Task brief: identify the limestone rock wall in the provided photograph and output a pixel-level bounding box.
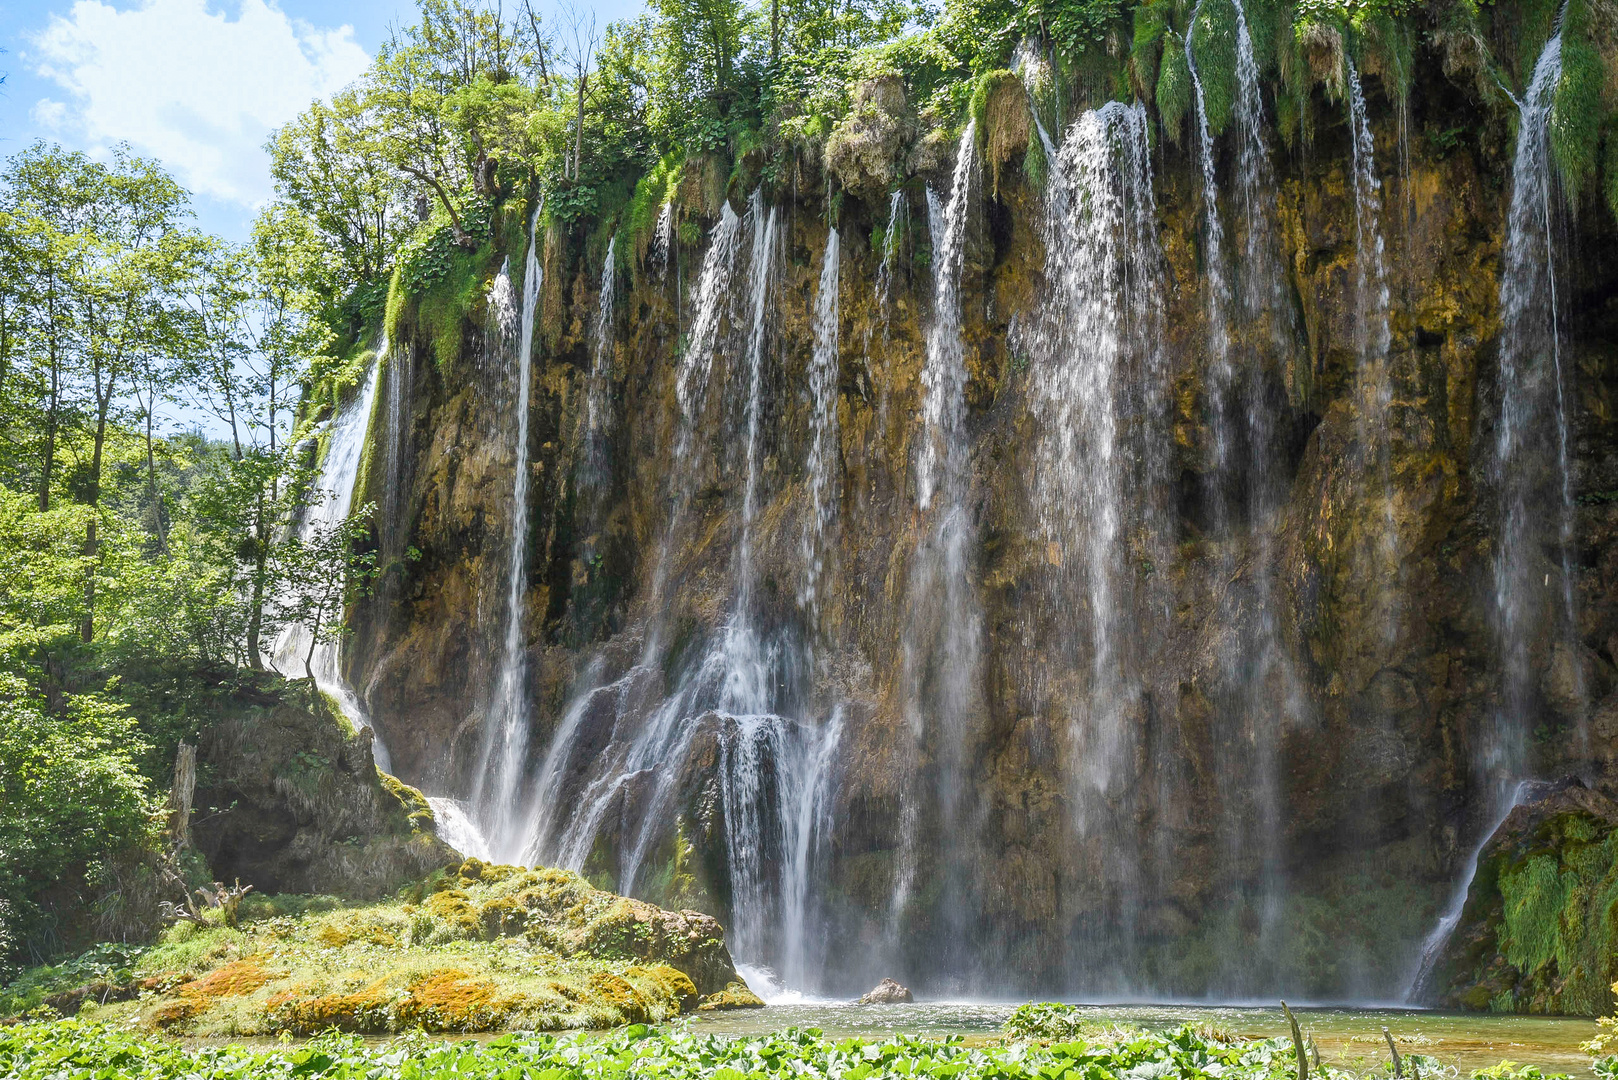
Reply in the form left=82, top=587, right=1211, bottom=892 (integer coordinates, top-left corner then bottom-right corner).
left=344, top=56, right=1618, bottom=1002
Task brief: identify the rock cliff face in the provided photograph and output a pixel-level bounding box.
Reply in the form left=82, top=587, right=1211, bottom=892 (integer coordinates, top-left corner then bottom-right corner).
left=341, top=49, right=1618, bottom=1004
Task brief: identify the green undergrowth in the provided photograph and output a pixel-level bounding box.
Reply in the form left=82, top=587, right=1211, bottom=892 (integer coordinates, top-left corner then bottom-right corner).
left=0, top=861, right=759, bottom=1035
left=1490, top=817, right=1618, bottom=1015
left=0, top=1015, right=1485, bottom=1080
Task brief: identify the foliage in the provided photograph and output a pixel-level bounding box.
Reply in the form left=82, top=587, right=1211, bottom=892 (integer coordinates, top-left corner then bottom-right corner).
left=0, top=674, right=156, bottom=961
left=1550, top=0, right=1610, bottom=205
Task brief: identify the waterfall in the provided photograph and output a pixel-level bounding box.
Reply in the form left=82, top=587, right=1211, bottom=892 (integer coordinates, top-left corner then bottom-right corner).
left=580, top=236, right=617, bottom=503
left=471, top=204, right=543, bottom=860
left=722, top=709, right=844, bottom=988
left=651, top=200, right=675, bottom=280
left=894, top=124, right=986, bottom=964
left=718, top=189, right=781, bottom=714
left=873, top=191, right=905, bottom=337
left=270, top=353, right=391, bottom=774
left=513, top=194, right=841, bottom=994
left=1492, top=12, right=1583, bottom=779
left=1024, top=102, right=1168, bottom=981
left=1184, top=0, right=1233, bottom=392
left=1346, top=57, right=1401, bottom=656
left=1405, top=780, right=1531, bottom=999
left=800, top=227, right=840, bottom=627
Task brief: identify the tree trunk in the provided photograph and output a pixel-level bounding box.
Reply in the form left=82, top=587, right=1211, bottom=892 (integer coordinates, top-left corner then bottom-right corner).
left=166, top=743, right=197, bottom=849
left=573, top=73, right=588, bottom=180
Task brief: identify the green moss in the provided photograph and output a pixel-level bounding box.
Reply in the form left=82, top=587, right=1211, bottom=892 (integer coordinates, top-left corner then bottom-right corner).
left=381, top=772, right=435, bottom=834
left=1190, top=0, right=1239, bottom=136
left=1488, top=815, right=1618, bottom=1015
left=623, top=151, right=684, bottom=268
left=1551, top=0, right=1607, bottom=204
left=1131, top=1, right=1169, bottom=102
left=1157, top=31, right=1192, bottom=144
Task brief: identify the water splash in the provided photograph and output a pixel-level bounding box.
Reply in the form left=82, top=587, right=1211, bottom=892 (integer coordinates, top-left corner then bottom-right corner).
left=270, top=353, right=391, bottom=774
left=471, top=204, right=543, bottom=860
left=801, top=227, right=841, bottom=628
left=428, top=797, right=492, bottom=862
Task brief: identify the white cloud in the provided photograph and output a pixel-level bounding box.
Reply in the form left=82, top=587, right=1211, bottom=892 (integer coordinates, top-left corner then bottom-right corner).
left=30, top=0, right=371, bottom=206
left=31, top=99, right=70, bottom=130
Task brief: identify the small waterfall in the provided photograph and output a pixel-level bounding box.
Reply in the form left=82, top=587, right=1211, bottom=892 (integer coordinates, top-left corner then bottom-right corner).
left=580, top=236, right=617, bottom=503
left=894, top=124, right=986, bottom=963
left=1025, top=102, right=1168, bottom=981
left=1184, top=0, right=1233, bottom=388
left=1492, top=12, right=1583, bottom=777
left=1346, top=57, right=1401, bottom=648
left=873, top=191, right=906, bottom=337
left=718, top=189, right=781, bottom=714
left=723, top=710, right=844, bottom=987
left=800, top=227, right=840, bottom=627
left=270, top=354, right=391, bottom=774
left=380, top=343, right=414, bottom=573
left=471, top=205, right=543, bottom=860
left=427, top=797, right=492, bottom=861
left=651, top=200, right=675, bottom=280
left=1405, top=780, right=1531, bottom=999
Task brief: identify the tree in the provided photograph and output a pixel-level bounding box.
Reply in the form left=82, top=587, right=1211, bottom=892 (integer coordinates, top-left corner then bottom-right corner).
left=0, top=673, right=154, bottom=962
left=276, top=501, right=379, bottom=684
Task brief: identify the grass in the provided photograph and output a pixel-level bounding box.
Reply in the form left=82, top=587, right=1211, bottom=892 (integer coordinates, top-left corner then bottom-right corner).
left=1, top=861, right=761, bottom=1036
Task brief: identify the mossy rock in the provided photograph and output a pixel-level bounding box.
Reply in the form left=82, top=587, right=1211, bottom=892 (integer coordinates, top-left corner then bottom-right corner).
left=696, top=981, right=765, bottom=1011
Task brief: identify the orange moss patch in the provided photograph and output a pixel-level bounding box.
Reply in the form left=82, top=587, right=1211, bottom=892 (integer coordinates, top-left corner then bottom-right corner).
left=148, top=997, right=203, bottom=1029
left=401, top=969, right=510, bottom=1031
left=181, top=956, right=277, bottom=999
left=588, top=972, right=650, bottom=1022
left=263, top=979, right=394, bottom=1034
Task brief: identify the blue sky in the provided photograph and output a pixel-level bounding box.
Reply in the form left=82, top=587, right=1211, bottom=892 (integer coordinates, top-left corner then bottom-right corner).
left=0, top=0, right=648, bottom=243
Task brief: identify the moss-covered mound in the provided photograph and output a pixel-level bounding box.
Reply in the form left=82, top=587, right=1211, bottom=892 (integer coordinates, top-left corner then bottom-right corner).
left=1428, top=780, right=1618, bottom=1016
left=2, top=862, right=761, bottom=1035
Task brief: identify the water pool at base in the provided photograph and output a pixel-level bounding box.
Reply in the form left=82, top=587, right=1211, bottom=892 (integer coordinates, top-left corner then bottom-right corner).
left=685, top=1003, right=1602, bottom=1077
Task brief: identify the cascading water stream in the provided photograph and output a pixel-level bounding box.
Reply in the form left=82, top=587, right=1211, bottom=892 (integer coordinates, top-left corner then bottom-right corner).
left=470, top=205, right=543, bottom=861
left=1347, top=57, right=1399, bottom=635
left=801, top=227, right=840, bottom=628
left=1024, top=102, right=1168, bottom=982
left=512, top=194, right=842, bottom=992
left=270, top=353, right=391, bottom=774
left=1492, top=11, right=1583, bottom=775
left=1407, top=14, right=1579, bottom=1001
left=580, top=235, right=617, bottom=503
left=893, top=125, right=986, bottom=964
left=1184, top=0, right=1233, bottom=390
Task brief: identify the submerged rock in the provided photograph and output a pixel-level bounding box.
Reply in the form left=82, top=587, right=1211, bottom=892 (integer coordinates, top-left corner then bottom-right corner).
left=858, top=978, right=913, bottom=1004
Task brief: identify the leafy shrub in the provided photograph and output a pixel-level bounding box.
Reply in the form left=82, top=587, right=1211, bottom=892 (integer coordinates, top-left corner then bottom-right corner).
left=0, top=676, right=156, bottom=963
